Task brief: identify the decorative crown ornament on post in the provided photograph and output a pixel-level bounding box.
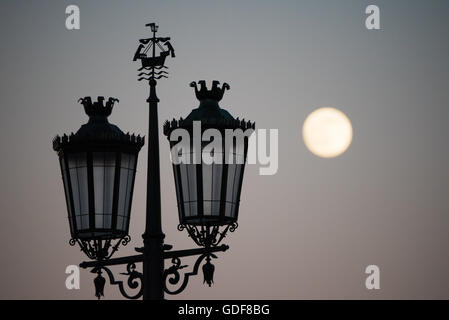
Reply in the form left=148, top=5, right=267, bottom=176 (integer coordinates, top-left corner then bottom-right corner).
left=133, top=22, right=175, bottom=82
left=53, top=23, right=254, bottom=300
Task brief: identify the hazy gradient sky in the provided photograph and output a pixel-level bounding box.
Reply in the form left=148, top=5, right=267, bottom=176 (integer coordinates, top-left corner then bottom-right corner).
left=0, top=0, right=448, bottom=299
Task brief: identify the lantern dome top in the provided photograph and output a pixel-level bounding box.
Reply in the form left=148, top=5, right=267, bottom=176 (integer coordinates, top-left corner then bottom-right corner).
left=186, top=80, right=233, bottom=122
left=53, top=96, right=144, bottom=152
left=163, top=81, right=255, bottom=136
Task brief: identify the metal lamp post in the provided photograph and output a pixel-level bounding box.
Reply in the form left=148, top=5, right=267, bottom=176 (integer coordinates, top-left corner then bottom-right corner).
left=53, top=23, right=254, bottom=300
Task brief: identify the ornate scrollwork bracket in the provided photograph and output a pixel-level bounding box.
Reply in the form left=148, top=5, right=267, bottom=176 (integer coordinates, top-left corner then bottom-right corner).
left=79, top=243, right=229, bottom=299
left=70, top=235, right=131, bottom=261
left=163, top=252, right=218, bottom=295
left=178, top=222, right=238, bottom=248
left=91, top=262, right=143, bottom=300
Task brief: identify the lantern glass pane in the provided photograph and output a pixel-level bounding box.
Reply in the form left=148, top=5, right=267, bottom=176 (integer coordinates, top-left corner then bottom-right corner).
left=117, top=216, right=124, bottom=231
left=180, top=163, right=190, bottom=217
left=124, top=169, right=133, bottom=217
left=104, top=214, right=112, bottom=229
left=231, top=164, right=243, bottom=217
left=211, top=163, right=223, bottom=216
left=128, top=154, right=136, bottom=170
left=93, top=158, right=104, bottom=215
left=187, top=165, right=197, bottom=201
left=225, top=202, right=233, bottom=218
left=95, top=214, right=103, bottom=228
left=81, top=214, right=89, bottom=229
left=232, top=165, right=242, bottom=201
left=117, top=167, right=128, bottom=216
left=93, top=152, right=117, bottom=229
left=226, top=163, right=237, bottom=204
left=183, top=203, right=190, bottom=217
left=69, top=168, right=80, bottom=215
left=68, top=153, right=89, bottom=230
left=77, top=167, right=89, bottom=215
left=188, top=165, right=197, bottom=215
left=202, top=163, right=212, bottom=216
left=225, top=148, right=240, bottom=218
left=60, top=157, right=74, bottom=233
left=204, top=201, right=211, bottom=216
left=173, top=165, right=183, bottom=220
left=190, top=201, right=198, bottom=216
left=117, top=153, right=136, bottom=231
left=104, top=165, right=115, bottom=214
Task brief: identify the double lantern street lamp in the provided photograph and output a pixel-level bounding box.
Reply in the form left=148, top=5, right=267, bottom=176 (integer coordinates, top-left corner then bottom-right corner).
left=52, top=23, right=255, bottom=299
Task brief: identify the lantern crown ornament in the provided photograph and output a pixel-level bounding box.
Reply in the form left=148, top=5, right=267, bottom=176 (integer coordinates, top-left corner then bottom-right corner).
left=53, top=97, right=144, bottom=261
left=164, top=81, right=255, bottom=132
left=190, top=80, right=229, bottom=102
left=163, top=81, right=255, bottom=249
left=79, top=96, right=117, bottom=117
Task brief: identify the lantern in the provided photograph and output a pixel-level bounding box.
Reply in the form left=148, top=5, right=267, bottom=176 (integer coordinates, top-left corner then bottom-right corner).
left=163, top=81, right=255, bottom=248
left=53, top=97, right=144, bottom=260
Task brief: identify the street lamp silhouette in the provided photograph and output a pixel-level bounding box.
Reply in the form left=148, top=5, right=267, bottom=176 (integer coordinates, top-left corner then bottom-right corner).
left=52, top=23, right=254, bottom=300
left=53, top=97, right=144, bottom=261
left=164, top=81, right=254, bottom=249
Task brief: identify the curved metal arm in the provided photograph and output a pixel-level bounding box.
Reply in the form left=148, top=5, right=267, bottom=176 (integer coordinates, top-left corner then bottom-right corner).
left=163, top=253, right=217, bottom=295
left=94, top=263, right=143, bottom=300
left=80, top=244, right=229, bottom=299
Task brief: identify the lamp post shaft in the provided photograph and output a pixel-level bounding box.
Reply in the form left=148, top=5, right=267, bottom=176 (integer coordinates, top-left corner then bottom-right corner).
left=143, top=79, right=165, bottom=300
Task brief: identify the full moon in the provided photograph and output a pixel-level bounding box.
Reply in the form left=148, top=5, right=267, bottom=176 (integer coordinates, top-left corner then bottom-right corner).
left=302, top=107, right=353, bottom=158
